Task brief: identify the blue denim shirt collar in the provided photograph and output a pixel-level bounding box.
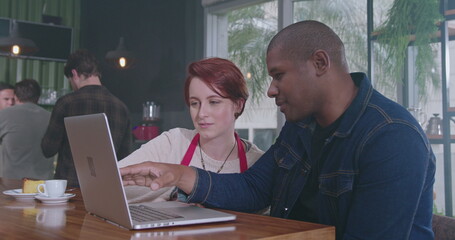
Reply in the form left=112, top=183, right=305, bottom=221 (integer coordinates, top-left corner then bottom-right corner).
left=295, top=72, right=371, bottom=139
left=336, top=72, right=373, bottom=137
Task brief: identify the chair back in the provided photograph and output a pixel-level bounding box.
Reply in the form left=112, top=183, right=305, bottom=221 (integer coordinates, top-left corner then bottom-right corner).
left=432, top=214, right=455, bottom=240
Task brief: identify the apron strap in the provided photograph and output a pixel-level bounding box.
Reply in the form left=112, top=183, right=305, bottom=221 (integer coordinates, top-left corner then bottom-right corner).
left=235, top=132, right=248, bottom=173
left=180, top=133, right=200, bottom=166
left=180, top=132, right=248, bottom=173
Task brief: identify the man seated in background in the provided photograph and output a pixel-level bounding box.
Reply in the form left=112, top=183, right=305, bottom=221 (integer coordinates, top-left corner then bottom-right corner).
left=0, top=82, right=15, bottom=110
left=0, top=79, right=54, bottom=179
left=0, top=82, right=16, bottom=177
left=41, top=49, right=132, bottom=187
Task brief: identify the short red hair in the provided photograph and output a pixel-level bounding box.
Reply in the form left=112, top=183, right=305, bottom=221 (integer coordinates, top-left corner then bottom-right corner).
left=184, top=57, right=249, bottom=118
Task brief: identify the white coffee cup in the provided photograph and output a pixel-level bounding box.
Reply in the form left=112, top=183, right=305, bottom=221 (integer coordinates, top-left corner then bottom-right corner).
left=37, top=180, right=67, bottom=198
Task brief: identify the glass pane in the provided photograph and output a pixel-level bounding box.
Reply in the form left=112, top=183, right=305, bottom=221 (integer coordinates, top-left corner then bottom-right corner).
left=292, top=0, right=452, bottom=216
left=293, top=0, right=368, bottom=74
left=227, top=1, right=278, bottom=101
left=291, top=0, right=399, bottom=101
left=432, top=143, right=445, bottom=215
left=210, top=0, right=278, bottom=150
left=429, top=19, right=455, bottom=216
left=372, top=0, right=398, bottom=101
left=253, top=129, right=276, bottom=151
left=236, top=128, right=249, bottom=140
left=428, top=43, right=447, bottom=213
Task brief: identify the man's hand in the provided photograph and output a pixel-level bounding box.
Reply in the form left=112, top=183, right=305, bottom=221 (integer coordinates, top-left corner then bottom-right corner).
left=120, top=162, right=196, bottom=194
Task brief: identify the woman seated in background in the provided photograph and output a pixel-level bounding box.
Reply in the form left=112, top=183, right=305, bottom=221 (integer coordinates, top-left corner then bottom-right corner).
left=118, top=57, right=264, bottom=203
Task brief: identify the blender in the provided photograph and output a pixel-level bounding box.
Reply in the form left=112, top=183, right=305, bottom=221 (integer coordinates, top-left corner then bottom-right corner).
left=132, top=101, right=161, bottom=140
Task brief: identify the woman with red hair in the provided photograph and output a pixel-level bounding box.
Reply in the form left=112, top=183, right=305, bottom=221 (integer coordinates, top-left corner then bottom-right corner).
left=119, top=57, right=263, bottom=203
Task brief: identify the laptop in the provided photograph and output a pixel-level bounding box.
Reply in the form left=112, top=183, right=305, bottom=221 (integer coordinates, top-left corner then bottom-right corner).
left=64, top=113, right=236, bottom=230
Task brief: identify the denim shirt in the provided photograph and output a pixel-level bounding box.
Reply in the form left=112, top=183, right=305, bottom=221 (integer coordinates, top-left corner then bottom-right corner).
left=186, top=73, right=436, bottom=240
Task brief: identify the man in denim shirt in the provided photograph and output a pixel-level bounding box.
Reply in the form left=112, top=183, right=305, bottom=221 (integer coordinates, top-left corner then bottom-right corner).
left=121, top=20, right=435, bottom=239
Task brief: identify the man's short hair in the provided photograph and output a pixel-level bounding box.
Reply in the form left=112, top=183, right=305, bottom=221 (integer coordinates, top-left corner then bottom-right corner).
left=267, top=20, right=347, bottom=69
left=0, top=82, right=14, bottom=91
left=14, top=79, right=41, bottom=103
left=64, top=49, right=101, bottom=79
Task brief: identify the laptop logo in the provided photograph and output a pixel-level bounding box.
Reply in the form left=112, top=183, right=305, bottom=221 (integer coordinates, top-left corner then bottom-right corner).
left=87, top=156, right=96, bottom=177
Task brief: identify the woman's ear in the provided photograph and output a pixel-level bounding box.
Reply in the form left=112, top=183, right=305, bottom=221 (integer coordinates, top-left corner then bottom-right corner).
left=234, top=99, right=245, bottom=118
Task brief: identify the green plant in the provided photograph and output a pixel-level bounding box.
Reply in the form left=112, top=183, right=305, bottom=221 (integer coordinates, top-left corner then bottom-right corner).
left=374, top=0, right=443, bottom=100
left=227, top=4, right=277, bottom=103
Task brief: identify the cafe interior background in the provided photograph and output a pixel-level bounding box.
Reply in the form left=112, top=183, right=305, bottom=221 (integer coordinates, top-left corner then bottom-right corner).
left=0, top=0, right=454, bottom=218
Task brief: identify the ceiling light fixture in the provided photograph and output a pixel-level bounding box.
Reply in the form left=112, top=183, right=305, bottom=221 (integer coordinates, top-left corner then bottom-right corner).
left=0, top=19, right=38, bottom=56
left=105, top=37, right=135, bottom=69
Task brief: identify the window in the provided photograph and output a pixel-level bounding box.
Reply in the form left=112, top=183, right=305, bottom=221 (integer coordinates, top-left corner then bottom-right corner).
left=293, top=0, right=368, bottom=74
left=205, top=0, right=453, bottom=216
left=205, top=0, right=278, bottom=150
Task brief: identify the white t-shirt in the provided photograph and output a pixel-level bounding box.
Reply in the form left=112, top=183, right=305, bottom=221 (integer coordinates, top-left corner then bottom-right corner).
left=118, top=128, right=264, bottom=203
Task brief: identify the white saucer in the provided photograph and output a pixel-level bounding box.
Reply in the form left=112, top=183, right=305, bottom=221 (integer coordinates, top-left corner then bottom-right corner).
left=2, top=189, right=37, bottom=201
left=35, top=193, right=76, bottom=205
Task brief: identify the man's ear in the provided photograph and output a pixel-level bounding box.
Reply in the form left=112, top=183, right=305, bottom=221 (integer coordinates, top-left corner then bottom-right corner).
left=71, top=69, right=78, bottom=78
left=311, top=50, right=330, bottom=76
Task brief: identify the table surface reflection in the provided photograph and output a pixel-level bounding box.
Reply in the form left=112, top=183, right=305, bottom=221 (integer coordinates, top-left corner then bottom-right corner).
left=0, top=178, right=335, bottom=240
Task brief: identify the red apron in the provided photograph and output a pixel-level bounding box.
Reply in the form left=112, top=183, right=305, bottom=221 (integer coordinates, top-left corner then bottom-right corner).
left=180, top=132, right=247, bottom=173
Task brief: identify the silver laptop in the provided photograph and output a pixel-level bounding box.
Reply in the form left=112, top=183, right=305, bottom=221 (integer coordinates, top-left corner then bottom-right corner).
left=64, top=113, right=236, bottom=230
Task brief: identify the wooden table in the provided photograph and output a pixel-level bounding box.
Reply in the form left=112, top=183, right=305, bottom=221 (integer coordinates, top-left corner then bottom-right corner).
left=0, top=178, right=335, bottom=240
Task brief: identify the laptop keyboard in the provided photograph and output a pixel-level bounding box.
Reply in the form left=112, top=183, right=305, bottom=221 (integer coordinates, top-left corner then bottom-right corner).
left=130, top=205, right=183, bottom=222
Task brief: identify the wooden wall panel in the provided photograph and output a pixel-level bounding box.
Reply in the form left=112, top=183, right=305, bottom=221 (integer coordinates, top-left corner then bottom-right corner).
left=0, top=0, right=79, bottom=94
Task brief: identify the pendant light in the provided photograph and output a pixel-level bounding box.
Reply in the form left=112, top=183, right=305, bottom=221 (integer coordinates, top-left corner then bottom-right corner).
left=105, top=37, right=135, bottom=69
left=0, top=19, right=38, bottom=56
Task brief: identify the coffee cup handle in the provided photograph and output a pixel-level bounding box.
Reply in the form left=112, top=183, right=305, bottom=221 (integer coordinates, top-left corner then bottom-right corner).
left=37, top=184, right=46, bottom=195
left=36, top=211, right=44, bottom=223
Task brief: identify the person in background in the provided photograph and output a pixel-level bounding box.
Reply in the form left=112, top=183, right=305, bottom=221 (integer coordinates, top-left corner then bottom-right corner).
left=120, top=20, right=435, bottom=239
left=0, top=82, right=15, bottom=110
left=0, top=82, right=16, bottom=177
left=0, top=79, right=53, bottom=179
left=118, top=57, right=264, bottom=203
left=41, top=49, right=132, bottom=187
